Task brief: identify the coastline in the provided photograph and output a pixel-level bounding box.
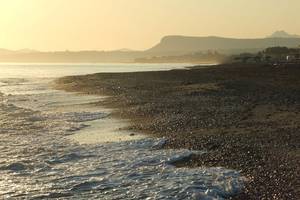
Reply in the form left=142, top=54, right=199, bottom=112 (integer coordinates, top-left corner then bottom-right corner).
left=55, top=63, right=300, bottom=199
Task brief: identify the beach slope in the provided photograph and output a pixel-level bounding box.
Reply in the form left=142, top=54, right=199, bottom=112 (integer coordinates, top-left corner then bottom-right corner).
left=56, top=64, right=300, bottom=199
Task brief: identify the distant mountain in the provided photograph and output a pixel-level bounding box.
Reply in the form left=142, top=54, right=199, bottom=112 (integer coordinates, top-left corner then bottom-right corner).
left=16, top=49, right=39, bottom=53
left=147, top=35, right=300, bottom=55
left=114, top=48, right=136, bottom=52
left=0, top=48, right=39, bottom=55
left=0, top=48, right=14, bottom=55
left=268, top=31, right=300, bottom=38
left=0, top=50, right=148, bottom=63
left=2, top=32, right=300, bottom=63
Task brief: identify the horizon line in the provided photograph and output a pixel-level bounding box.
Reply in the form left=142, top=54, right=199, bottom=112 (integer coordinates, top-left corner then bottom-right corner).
left=2, top=33, right=300, bottom=52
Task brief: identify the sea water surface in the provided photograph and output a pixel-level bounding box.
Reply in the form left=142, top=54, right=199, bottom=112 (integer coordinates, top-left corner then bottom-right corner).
left=0, top=63, right=244, bottom=199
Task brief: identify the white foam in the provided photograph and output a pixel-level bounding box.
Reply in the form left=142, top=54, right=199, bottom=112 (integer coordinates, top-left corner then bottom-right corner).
left=0, top=77, right=245, bottom=199
left=68, top=117, right=147, bottom=144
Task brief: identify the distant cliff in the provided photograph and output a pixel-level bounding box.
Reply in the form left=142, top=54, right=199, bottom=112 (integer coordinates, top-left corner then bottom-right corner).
left=147, top=35, right=300, bottom=55
left=1, top=33, right=300, bottom=63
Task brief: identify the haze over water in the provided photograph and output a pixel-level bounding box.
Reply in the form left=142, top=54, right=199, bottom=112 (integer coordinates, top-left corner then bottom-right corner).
left=0, top=63, right=189, bottom=78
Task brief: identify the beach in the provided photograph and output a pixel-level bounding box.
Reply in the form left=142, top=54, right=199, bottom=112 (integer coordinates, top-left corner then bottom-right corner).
left=1, top=63, right=247, bottom=199
left=56, top=63, right=300, bottom=199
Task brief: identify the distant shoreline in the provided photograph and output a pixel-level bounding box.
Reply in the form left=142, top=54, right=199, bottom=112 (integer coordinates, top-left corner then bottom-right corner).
left=55, top=63, right=300, bottom=199
left=1, top=33, right=300, bottom=64
left=0, top=61, right=214, bottom=65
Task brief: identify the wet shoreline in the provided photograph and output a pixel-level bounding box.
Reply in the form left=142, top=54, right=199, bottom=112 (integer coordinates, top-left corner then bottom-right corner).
left=56, top=63, right=300, bottom=199
left=0, top=78, right=244, bottom=199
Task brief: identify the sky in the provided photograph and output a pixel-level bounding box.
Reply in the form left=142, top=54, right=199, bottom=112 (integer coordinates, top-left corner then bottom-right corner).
left=0, top=0, right=299, bottom=51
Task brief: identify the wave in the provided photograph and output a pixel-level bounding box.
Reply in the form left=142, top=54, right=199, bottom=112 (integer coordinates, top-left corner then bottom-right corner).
left=0, top=78, right=245, bottom=199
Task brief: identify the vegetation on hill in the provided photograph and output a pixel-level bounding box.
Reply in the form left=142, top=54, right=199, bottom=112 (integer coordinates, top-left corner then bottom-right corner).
left=233, top=46, right=300, bottom=64
left=135, top=51, right=228, bottom=64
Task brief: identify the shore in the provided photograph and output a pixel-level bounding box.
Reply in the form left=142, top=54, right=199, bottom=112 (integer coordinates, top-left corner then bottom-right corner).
left=55, top=63, right=300, bottom=199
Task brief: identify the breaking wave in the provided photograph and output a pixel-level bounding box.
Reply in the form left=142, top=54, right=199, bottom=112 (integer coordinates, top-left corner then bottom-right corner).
left=0, top=78, right=245, bottom=199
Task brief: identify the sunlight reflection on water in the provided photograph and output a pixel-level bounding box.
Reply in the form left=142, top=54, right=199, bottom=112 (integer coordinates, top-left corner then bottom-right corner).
left=0, top=63, right=190, bottom=78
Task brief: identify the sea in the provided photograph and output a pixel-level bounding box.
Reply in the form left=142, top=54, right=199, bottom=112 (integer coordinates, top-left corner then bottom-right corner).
left=0, top=63, right=244, bottom=199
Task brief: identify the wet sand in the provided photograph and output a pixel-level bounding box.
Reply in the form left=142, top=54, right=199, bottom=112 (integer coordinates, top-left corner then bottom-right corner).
left=56, top=63, right=300, bottom=199
left=68, top=116, right=147, bottom=144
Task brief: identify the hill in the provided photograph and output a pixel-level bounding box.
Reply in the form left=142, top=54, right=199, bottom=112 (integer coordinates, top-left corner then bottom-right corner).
left=1, top=32, right=300, bottom=63
left=147, top=35, right=300, bottom=55
left=268, top=30, right=300, bottom=38
left=0, top=50, right=146, bottom=63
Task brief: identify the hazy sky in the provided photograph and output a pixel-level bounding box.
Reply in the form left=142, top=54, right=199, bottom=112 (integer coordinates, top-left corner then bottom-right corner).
left=0, top=0, right=299, bottom=51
